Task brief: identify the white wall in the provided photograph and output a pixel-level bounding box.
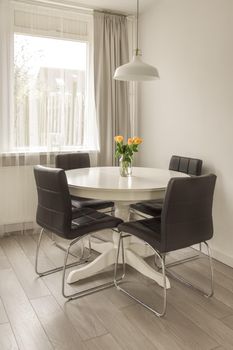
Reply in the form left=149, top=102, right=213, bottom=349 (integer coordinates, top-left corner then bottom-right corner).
left=139, top=0, right=233, bottom=266
left=0, top=166, right=38, bottom=235
left=0, top=153, right=98, bottom=236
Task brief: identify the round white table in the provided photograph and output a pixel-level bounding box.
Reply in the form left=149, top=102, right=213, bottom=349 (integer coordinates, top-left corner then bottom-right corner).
left=66, top=167, right=187, bottom=289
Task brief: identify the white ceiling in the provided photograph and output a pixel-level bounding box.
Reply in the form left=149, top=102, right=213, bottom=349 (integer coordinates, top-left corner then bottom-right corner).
left=56, top=0, right=155, bottom=15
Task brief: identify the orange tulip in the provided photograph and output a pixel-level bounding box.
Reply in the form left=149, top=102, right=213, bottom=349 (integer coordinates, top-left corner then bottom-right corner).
left=133, top=137, right=143, bottom=145
left=114, top=135, right=124, bottom=143
left=128, top=138, right=133, bottom=145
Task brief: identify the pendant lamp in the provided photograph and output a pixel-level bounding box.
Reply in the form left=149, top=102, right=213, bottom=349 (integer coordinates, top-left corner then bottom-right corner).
left=114, top=0, right=159, bottom=81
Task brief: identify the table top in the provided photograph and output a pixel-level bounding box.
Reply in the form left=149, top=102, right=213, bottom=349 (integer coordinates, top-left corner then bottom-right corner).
left=66, top=166, right=188, bottom=202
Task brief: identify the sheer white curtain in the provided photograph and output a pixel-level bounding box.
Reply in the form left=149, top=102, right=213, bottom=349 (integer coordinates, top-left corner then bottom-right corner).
left=93, top=11, right=131, bottom=166
left=0, top=1, right=97, bottom=158
left=0, top=0, right=96, bottom=236
left=0, top=0, right=14, bottom=155
left=13, top=4, right=97, bottom=154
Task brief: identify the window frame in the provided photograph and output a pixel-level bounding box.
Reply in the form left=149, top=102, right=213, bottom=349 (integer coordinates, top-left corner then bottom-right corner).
left=11, top=3, right=97, bottom=154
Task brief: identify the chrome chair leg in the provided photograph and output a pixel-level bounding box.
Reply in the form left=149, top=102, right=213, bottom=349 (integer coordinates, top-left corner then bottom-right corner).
left=114, top=232, right=167, bottom=317
left=36, top=228, right=124, bottom=300
left=52, top=235, right=86, bottom=259
left=35, top=228, right=89, bottom=277
left=204, top=241, right=214, bottom=297
left=166, top=241, right=214, bottom=298
left=153, top=244, right=202, bottom=270
left=87, top=236, right=92, bottom=257
left=62, top=230, right=125, bottom=300
left=114, top=232, right=126, bottom=284
left=164, top=250, right=201, bottom=269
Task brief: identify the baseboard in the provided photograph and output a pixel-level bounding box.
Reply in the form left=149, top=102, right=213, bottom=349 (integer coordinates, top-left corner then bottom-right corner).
left=190, top=244, right=233, bottom=269
left=0, top=222, right=39, bottom=237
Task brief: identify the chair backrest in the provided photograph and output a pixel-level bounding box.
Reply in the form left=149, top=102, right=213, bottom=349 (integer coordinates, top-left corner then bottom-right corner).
left=34, top=165, right=72, bottom=238
left=169, top=155, right=202, bottom=176
left=55, top=153, right=90, bottom=171
left=160, top=174, right=216, bottom=253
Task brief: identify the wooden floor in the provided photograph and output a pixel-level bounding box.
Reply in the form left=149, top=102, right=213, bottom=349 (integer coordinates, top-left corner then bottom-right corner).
left=0, top=232, right=233, bottom=350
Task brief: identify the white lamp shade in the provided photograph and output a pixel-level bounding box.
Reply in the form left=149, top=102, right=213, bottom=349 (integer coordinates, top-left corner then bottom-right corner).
left=114, top=55, right=159, bottom=81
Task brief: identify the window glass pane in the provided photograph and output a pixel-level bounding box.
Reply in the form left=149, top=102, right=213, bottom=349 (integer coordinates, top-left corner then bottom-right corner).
left=14, top=34, right=89, bottom=151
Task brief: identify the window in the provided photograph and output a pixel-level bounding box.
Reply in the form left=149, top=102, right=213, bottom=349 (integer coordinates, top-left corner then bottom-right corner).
left=10, top=4, right=97, bottom=153
left=14, top=34, right=89, bottom=151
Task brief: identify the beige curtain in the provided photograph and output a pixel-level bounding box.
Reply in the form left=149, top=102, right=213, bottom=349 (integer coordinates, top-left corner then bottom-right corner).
left=94, top=11, right=130, bottom=166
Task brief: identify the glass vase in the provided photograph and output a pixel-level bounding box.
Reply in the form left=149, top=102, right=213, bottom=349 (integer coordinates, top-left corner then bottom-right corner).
left=119, top=157, right=132, bottom=177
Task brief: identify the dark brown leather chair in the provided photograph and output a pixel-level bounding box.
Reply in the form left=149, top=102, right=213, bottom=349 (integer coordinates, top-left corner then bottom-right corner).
left=114, top=174, right=216, bottom=316
left=55, top=153, right=114, bottom=212
left=34, top=165, right=123, bottom=300
left=130, top=155, right=203, bottom=218
left=55, top=152, right=90, bottom=170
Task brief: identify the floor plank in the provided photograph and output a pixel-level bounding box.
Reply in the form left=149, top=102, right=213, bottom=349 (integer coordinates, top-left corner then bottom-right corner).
left=0, top=323, right=19, bottom=350
left=166, top=275, right=232, bottom=320
left=41, top=269, right=116, bottom=342
left=147, top=253, right=233, bottom=320
left=79, top=292, right=158, bottom=350
left=35, top=264, right=108, bottom=341
left=63, top=298, right=108, bottom=341
left=122, top=289, right=217, bottom=350
left=169, top=260, right=233, bottom=311
left=32, top=233, right=77, bottom=268
left=0, top=244, right=11, bottom=270
left=0, top=298, right=8, bottom=324
left=0, top=268, right=53, bottom=350
left=15, top=234, right=56, bottom=272
left=85, top=333, right=123, bottom=350
left=221, top=315, right=233, bottom=331
left=1, top=234, right=233, bottom=350
left=31, top=295, right=87, bottom=350
left=164, top=281, right=233, bottom=349
left=192, top=257, right=233, bottom=294
left=31, top=236, right=122, bottom=342
left=0, top=237, right=50, bottom=300
left=103, top=285, right=136, bottom=309
left=208, top=258, right=233, bottom=282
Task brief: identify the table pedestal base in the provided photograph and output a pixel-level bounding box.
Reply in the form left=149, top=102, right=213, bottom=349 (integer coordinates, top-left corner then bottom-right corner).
left=67, top=234, right=170, bottom=288
left=67, top=201, right=170, bottom=289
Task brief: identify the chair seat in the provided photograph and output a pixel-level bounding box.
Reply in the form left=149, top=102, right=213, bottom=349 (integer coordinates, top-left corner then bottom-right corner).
left=71, top=195, right=114, bottom=211
left=131, top=199, right=163, bottom=217
left=118, top=218, right=162, bottom=251
left=68, top=207, right=122, bottom=239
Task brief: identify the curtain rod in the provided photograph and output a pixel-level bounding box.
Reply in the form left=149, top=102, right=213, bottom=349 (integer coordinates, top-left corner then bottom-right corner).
left=94, top=10, right=128, bottom=17
left=13, top=0, right=133, bottom=17
left=13, top=0, right=93, bottom=14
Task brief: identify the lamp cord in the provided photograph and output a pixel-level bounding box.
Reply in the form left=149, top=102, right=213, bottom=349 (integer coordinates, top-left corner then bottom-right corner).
left=136, top=0, right=139, bottom=55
